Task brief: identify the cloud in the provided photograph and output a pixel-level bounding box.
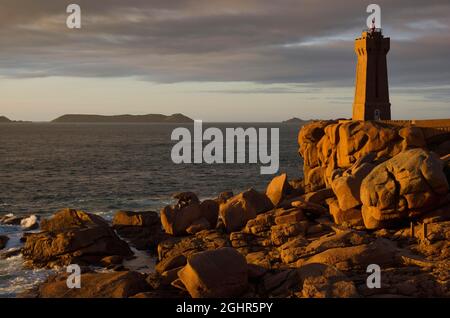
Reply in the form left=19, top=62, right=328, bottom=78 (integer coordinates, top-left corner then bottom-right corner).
left=199, top=83, right=322, bottom=94
left=392, top=85, right=450, bottom=102
left=0, top=0, right=449, bottom=103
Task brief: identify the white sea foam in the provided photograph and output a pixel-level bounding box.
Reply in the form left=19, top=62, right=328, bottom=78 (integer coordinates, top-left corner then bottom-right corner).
left=93, top=210, right=115, bottom=222
left=0, top=224, right=53, bottom=297
left=0, top=254, right=53, bottom=298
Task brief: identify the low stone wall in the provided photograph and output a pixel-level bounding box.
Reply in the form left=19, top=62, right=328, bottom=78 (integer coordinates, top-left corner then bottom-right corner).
left=382, top=119, right=450, bottom=143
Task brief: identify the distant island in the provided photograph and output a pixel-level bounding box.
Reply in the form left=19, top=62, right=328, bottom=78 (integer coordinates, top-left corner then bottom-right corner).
left=0, top=116, right=31, bottom=123
left=1, top=114, right=316, bottom=124
left=51, top=113, right=193, bottom=123
left=282, top=117, right=310, bottom=124
left=0, top=116, right=11, bottom=123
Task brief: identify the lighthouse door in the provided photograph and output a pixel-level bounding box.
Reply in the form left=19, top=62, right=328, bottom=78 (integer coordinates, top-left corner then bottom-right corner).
left=374, top=109, right=381, bottom=120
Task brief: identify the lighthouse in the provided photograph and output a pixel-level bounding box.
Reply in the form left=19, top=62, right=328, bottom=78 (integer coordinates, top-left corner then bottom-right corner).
left=352, top=21, right=391, bottom=120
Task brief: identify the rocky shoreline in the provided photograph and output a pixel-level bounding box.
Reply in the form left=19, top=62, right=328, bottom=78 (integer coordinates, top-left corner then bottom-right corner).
left=1, top=120, right=450, bottom=298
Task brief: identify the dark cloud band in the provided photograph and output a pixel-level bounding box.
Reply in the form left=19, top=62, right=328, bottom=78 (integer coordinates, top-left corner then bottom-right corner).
left=0, top=0, right=449, bottom=100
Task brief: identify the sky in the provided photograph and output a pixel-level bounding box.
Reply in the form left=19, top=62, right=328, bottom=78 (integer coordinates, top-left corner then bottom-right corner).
left=0, top=0, right=449, bottom=122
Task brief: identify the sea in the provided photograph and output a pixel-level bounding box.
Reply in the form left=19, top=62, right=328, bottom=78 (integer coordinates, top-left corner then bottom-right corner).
left=0, top=122, right=304, bottom=297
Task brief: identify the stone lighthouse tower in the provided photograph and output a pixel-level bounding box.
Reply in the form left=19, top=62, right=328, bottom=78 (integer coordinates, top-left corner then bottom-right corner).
left=352, top=24, right=391, bottom=120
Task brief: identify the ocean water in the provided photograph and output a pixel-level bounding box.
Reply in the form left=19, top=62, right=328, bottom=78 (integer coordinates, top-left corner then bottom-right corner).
left=0, top=122, right=304, bottom=297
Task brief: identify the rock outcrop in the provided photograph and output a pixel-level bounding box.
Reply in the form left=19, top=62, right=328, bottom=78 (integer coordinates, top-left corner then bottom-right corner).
left=22, top=208, right=133, bottom=268
left=112, top=211, right=165, bottom=250
left=298, top=120, right=426, bottom=190
left=160, top=192, right=219, bottom=236
left=0, top=235, right=8, bottom=250
left=442, top=154, right=450, bottom=186
left=360, top=149, right=449, bottom=229
left=327, top=198, right=363, bottom=227
left=298, top=263, right=359, bottom=298
left=219, top=188, right=273, bottom=232
left=299, top=121, right=450, bottom=230
left=157, top=229, right=230, bottom=268
left=177, top=247, right=248, bottom=298
left=298, top=120, right=336, bottom=192
left=266, top=173, right=294, bottom=206
left=330, top=153, right=376, bottom=211
left=33, top=271, right=149, bottom=298
left=302, top=238, right=398, bottom=270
